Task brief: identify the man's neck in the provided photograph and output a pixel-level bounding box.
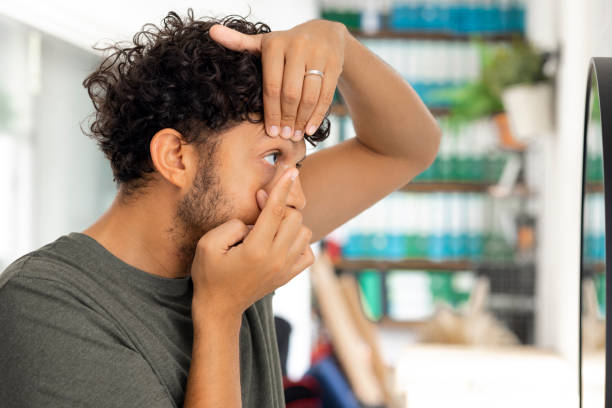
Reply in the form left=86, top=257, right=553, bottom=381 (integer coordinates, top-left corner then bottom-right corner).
left=82, top=191, right=191, bottom=279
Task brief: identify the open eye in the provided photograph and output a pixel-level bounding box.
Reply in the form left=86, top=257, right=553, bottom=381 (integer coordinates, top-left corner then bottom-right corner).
left=263, top=151, right=280, bottom=166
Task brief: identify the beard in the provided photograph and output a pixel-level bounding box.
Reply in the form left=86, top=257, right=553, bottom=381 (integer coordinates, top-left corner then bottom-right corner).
left=172, top=142, right=233, bottom=266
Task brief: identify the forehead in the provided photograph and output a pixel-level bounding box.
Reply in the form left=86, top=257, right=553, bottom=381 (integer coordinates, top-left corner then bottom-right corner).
left=222, top=120, right=306, bottom=157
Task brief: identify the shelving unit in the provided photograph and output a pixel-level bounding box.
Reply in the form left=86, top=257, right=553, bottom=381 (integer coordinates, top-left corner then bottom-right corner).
left=319, top=1, right=538, bottom=345
left=347, top=28, right=523, bottom=42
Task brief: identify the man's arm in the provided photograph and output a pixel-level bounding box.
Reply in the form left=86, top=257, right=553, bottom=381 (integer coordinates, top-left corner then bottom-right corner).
left=299, top=26, right=442, bottom=242
left=183, top=305, right=242, bottom=407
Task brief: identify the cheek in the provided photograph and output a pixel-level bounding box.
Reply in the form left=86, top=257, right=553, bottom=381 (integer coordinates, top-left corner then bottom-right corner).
left=226, top=169, right=271, bottom=225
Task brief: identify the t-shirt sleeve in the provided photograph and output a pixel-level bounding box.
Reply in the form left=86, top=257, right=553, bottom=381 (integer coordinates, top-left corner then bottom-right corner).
left=0, top=274, right=174, bottom=408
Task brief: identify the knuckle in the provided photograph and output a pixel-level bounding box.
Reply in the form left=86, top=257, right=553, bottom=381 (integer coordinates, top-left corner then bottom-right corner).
left=288, top=208, right=303, bottom=224
left=272, top=205, right=286, bottom=218
left=271, top=258, right=285, bottom=274
left=264, top=83, right=282, bottom=98
left=281, top=113, right=297, bottom=123
left=301, top=94, right=318, bottom=107
left=294, top=121, right=306, bottom=132
left=282, top=89, right=300, bottom=105
left=306, top=247, right=315, bottom=262
left=303, top=227, right=313, bottom=241
left=246, top=246, right=266, bottom=263
left=264, top=34, right=283, bottom=50
left=323, top=89, right=335, bottom=104
left=196, top=237, right=212, bottom=253
left=309, top=115, right=323, bottom=128
left=266, top=112, right=282, bottom=123
left=297, top=32, right=311, bottom=43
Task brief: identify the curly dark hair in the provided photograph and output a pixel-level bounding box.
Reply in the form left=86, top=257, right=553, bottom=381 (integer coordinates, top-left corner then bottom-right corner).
left=83, top=9, right=331, bottom=191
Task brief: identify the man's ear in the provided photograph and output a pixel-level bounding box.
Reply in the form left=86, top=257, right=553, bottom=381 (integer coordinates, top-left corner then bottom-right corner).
left=149, top=128, right=198, bottom=190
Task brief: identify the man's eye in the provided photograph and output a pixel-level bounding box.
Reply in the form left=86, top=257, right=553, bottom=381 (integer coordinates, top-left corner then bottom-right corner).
left=263, top=152, right=279, bottom=166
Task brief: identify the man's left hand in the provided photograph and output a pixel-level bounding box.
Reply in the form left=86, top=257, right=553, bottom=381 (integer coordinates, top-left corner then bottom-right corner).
left=209, top=19, right=347, bottom=141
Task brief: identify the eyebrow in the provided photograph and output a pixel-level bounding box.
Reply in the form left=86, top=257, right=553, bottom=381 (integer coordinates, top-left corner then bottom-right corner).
left=258, top=128, right=307, bottom=163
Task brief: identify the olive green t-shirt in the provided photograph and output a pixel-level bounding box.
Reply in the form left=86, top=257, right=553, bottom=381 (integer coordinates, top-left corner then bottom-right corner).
left=0, top=232, right=285, bottom=407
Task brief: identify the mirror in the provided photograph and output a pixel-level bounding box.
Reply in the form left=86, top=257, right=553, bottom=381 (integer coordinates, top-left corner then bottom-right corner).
left=580, top=57, right=611, bottom=408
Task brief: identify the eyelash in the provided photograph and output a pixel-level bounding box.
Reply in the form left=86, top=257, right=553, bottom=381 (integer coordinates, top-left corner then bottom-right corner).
left=264, top=151, right=303, bottom=168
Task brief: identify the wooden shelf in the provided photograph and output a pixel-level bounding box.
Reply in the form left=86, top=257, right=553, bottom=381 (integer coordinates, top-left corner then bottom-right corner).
left=401, top=182, right=491, bottom=193
left=330, top=103, right=449, bottom=117
left=584, top=262, right=605, bottom=273
left=399, top=182, right=535, bottom=196
left=375, top=317, right=429, bottom=329
left=334, top=258, right=474, bottom=271
left=585, top=183, right=604, bottom=193
left=348, top=28, right=523, bottom=42
left=333, top=257, right=534, bottom=272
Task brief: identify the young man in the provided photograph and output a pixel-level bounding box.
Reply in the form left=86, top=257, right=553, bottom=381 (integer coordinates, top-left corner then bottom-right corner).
left=0, top=9, right=440, bottom=408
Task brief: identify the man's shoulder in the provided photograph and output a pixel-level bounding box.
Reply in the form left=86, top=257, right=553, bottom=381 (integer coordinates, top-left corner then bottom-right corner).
left=0, top=234, right=88, bottom=294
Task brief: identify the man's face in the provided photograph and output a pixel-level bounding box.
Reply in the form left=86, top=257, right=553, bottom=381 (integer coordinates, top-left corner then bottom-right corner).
left=174, top=120, right=307, bottom=256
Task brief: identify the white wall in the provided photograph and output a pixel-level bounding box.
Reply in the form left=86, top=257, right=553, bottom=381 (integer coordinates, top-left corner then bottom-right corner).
left=32, top=31, right=115, bottom=247
left=534, top=1, right=612, bottom=400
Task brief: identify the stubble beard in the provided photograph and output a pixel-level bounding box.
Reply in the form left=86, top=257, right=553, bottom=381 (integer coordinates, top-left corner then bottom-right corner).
left=172, top=148, right=233, bottom=269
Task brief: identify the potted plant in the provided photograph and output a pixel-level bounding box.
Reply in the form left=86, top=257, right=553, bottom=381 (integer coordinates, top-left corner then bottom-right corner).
left=432, top=38, right=554, bottom=148
left=485, top=38, right=554, bottom=143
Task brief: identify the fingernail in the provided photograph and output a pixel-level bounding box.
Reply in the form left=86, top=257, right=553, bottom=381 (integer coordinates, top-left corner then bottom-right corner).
left=293, top=129, right=303, bottom=140
left=281, top=126, right=292, bottom=138
left=307, top=125, right=317, bottom=135
left=289, top=169, right=298, bottom=181
left=268, top=126, right=279, bottom=136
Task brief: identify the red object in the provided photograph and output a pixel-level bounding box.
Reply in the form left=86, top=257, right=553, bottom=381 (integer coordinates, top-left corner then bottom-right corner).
left=323, top=239, right=342, bottom=264
left=283, top=375, right=322, bottom=408
left=310, top=336, right=333, bottom=366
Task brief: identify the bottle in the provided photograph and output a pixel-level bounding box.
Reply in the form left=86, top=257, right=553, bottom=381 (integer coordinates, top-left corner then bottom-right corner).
left=428, top=193, right=446, bottom=260
left=361, top=0, right=382, bottom=34
left=387, top=192, right=407, bottom=259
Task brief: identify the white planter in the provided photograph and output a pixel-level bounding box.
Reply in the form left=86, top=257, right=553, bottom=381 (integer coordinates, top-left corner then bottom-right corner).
left=501, top=83, right=554, bottom=143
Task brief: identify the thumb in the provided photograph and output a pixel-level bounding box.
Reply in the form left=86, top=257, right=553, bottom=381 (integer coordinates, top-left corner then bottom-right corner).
left=200, top=218, right=250, bottom=252
left=256, top=189, right=269, bottom=211
left=209, top=24, right=263, bottom=55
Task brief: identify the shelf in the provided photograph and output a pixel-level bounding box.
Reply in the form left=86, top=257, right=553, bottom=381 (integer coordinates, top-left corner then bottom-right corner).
left=375, top=317, right=428, bottom=329
left=585, top=183, right=604, bottom=193
left=583, top=262, right=605, bottom=273
left=334, top=258, right=534, bottom=271
left=335, top=258, right=474, bottom=271
left=401, top=182, right=491, bottom=193
left=399, top=182, right=535, bottom=196
left=330, top=103, right=449, bottom=117
left=348, top=28, right=523, bottom=42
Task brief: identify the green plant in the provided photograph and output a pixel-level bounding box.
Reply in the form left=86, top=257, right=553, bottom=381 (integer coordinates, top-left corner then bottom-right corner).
left=433, top=38, right=550, bottom=125
left=482, top=38, right=548, bottom=96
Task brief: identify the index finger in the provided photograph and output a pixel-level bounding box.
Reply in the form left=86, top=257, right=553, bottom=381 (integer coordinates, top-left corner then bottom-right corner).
left=244, top=168, right=298, bottom=247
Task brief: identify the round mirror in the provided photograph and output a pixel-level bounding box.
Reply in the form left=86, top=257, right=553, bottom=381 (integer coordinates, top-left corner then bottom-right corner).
left=580, top=57, right=612, bottom=408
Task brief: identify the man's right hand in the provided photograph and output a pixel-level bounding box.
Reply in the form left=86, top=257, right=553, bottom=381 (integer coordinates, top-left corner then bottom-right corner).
left=189, top=167, right=314, bottom=320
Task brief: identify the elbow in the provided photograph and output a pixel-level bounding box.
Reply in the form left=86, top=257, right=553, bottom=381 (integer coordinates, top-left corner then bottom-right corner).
left=419, top=122, right=443, bottom=170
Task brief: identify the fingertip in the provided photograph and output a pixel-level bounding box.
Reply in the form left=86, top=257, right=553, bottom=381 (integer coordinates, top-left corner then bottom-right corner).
left=268, top=125, right=279, bottom=137
left=306, top=124, right=317, bottom=136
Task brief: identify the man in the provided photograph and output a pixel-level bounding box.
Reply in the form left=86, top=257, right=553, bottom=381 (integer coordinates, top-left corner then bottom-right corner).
left=0, top=9, right=440, bottom=408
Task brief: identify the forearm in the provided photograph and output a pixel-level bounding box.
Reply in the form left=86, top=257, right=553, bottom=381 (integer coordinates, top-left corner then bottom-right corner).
left=184, top=302, right=242, bottom=408
left=336, top=28, right=441, bottom=167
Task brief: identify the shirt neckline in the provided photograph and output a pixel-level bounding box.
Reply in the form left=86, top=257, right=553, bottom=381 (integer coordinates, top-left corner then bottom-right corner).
left=66, top=232, right=192, bottom=297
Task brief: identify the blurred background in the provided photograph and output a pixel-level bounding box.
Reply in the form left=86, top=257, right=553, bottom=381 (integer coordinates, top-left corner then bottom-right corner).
left=0, top=0, right=610, bottom=407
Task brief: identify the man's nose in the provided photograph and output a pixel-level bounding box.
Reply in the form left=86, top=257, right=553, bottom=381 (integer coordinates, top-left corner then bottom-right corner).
left=287, top=174, right=306, bottom=211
